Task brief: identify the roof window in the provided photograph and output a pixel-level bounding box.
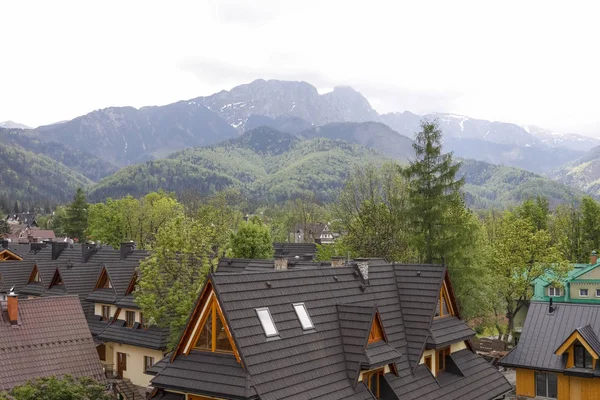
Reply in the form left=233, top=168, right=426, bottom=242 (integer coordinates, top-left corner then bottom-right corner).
left=293, top=303, right=314, bottom=330
left=256, top=307, right=278, bottom=337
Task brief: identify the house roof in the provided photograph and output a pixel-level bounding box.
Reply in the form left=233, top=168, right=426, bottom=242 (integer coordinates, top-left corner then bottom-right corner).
left=97, top=318, right=169, bottom=350
left=0, top=261, right=35, bottom=293
left=426, top=317, right=475, bottom=349
left=501, top=302, right=600, bottom=371
left=153, top=262, right=510, bottom=400
left=0, top=295, right=105, bottom=390
left=273, top=242, right=317, bottom=259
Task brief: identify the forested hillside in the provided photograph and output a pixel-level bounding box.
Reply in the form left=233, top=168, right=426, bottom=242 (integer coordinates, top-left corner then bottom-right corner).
left=0, top=141, right=92, bottom=210
left=0, top=128, right=118, bottom=181
left=88, top=127, right=583, bottom=208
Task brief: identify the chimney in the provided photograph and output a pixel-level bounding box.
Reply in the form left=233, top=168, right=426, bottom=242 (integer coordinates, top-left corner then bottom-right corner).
left=591, top=251, right=598, bottom=265
left=354, top=259, right=369, bottom=283
left=274, top=256, right=288, bottom=271
left=30, top=242, right=44, bottom=252
left=7, top=290, right=18, bottom=325
left=82, top=242, right=97, bottom=263
left=0, top=239, right=8, bottom=249
left=51, top=241, right=68, bottom=260
left=549, top=297, right=555, bottom=314
left=302, top=253, right=313, bottom=261
left=120, top=241, right=135, bottom=260
left=331, top=256, right=345, bottom=267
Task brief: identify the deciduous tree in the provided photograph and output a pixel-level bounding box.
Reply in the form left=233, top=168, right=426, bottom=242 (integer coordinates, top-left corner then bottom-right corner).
left=230, top=217, right=274, bottom=259
left=0, top=375, right=111, bottom=400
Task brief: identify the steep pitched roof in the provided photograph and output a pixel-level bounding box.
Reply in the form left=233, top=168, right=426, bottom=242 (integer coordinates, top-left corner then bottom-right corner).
left=0, top=261, right=35, bottom=293
left=0, top=295, right=105, bottom=390
left=427, top=317, right=475, bottom=349
left=98, top=319, right=169, bottom=350
left=155, top=262, right=510, bottom=400
left=394, top=264, right=446, bottom=368
left=501, top=302, right=600, bottom=371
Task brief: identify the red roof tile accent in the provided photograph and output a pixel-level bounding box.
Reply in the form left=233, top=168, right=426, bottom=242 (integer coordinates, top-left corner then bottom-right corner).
left=0, top=295, right=105, bottom=390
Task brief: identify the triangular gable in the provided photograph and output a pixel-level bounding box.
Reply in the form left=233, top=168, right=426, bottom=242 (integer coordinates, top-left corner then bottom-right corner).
left=28, top=265, right=42, bottom=283
left=435, top=271, right=458, bottom=319
left=124, top=272, right=137, bottom=296
left=49, top=268, right=64, bottom=288
left=174, top=280, right=241, bottom=364
left=574, top=264, right=600, bottom=281
left=94, top=266, right=113, bottom=290
left=0, top=249, right=23, bottom=261
left=368, top=310, right=387, bottom=345
left=555, top=326, right=600, bottom=359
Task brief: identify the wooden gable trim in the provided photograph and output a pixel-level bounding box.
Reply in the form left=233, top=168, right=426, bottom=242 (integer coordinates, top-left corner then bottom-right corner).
left=435, top=280, right=455, bottom=319
left=173, top=280, right=214, bottom=360
left=28, top=264, right=40, bottom=283
left=173, top=280, right=241, bottom=364
left=94, top=267, right=112, bottom=290
left=441, top=269, right=460, bottom=318
left=555, top=331, right=600, bottom=359
left=0, top=249, right=23, bottom=261
left=125, top=272, right=137, bottom=295
left=49, top=268, right=63, bottom=288
left=367, top=309, right=387, bottom=345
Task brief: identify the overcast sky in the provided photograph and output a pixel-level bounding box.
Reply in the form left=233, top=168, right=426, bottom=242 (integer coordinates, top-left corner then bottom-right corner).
left=1, top=0, right=599, bottom=135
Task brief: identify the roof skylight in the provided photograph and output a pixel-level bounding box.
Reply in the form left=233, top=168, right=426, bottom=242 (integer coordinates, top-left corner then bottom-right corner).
left=293, top=303, right=314, bottom=330
left=256, top=307, right=278, bottom=337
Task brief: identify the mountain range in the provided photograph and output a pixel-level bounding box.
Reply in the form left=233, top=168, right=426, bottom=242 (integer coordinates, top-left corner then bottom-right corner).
left=1, top=78, right=598, bottom=208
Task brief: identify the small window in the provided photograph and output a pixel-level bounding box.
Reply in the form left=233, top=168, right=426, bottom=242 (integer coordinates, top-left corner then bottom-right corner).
left=102, top=305, right=111, bottom=321
left=363, top=368, right=385, bottom=398
left=580, top=289, right=589, bottom=297
left=596, top=289, right=600, bottom=298
left=548, top=287, right=561, bottom=297
left=424, top=355, right=432, bottom=372
left=436, top=347, right=451, bottom=373
left=126, top=311, right=135, bottom=328
left=256, top=308, right=278, bottom=337
left=144, top=356, right=155, bottom=372
left=293, top=303, right=314, bottom=330
left=574, top=343, right=593, bottom=369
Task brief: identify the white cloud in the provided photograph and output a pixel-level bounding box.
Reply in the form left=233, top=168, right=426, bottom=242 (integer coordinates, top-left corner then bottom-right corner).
left=0, top=0, right=598, bottom=135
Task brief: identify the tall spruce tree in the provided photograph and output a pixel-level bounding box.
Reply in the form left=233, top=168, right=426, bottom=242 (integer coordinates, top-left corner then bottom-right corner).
left=64, top=188, right=89, bottom=241
left=404, top=119, right=464, bottom=263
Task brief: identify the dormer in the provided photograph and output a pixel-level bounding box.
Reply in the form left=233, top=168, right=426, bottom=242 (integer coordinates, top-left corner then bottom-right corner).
left=174, top=281, right=240, bottom=363
left=0, top=249, right=23, bottom=261
left=47, top=268, right=67, bottom=295
left=435, top=278, right=455, bottom=319
left=96, top=267, right=113, bottom=290
left=555, top=325, right=600, bottom=370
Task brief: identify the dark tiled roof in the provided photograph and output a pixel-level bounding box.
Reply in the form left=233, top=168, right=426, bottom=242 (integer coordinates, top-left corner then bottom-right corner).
left=116, top=293, right=139, bottom=309
left=365, top=341, right=402, bottom=367
left=501, top=302, right=600, bottom=371
left=426, top=317, right=475, bottom=348
left=0, top=295, right=105, bottom=390
left=273, top=242, right=317, bottom=258
left=151, top=390, right=185, bottom=400
left=577, top=324, right=600, bottom=356
left=151, top=351, right=255, bottom=399
left=337, top=304, right=372, bottom=379
left=19, top=281, right=45, bottom=296
left=87, top=314, right=110, bottom=336
left=0, top=261, right=34, bottom=293
left=86, top=287, right=118, bottom=304
left=104, top=261, right=139, bottom=299
left=154, top=262, right=509, bottom=400
left=98, top=319, right=169, bottom=350
left=395, top=264, right=445, bottom=368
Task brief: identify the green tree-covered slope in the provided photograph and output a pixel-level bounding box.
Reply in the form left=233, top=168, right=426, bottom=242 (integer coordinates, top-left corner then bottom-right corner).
left=89, top=127, right=582, bottom=208
left=0, top=141, right=92, bottom=206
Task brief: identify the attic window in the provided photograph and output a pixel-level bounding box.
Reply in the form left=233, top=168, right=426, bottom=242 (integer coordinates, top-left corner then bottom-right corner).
left=256, top=308, right=278, bottom=337
left=435, top=282, right=454, bottom=318
left=293, top=303, right=314, bottom=330
left=548, top=287, right=561, bottom=297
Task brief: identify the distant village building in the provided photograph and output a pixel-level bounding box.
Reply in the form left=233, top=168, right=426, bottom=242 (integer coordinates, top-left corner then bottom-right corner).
left=148, top=259, right=511, bottom=400
left=293, top=222, right=335, bottom=244
left=0, top=294, right=105, bottom=391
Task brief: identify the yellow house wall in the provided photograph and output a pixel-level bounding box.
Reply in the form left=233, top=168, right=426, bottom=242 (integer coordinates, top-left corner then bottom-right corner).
left=94, top=303, right=116, bottom=318
left=571, top=282, right=600, bottom=299
left=418, top=340, right=469, bottom=374
left=516, top=369, right=600, bottom=399
left=577, top=267, right=600, bottom=280
left=108, top=342, right=164, bottom=387
left=119, top=307, right=143, bottom=323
